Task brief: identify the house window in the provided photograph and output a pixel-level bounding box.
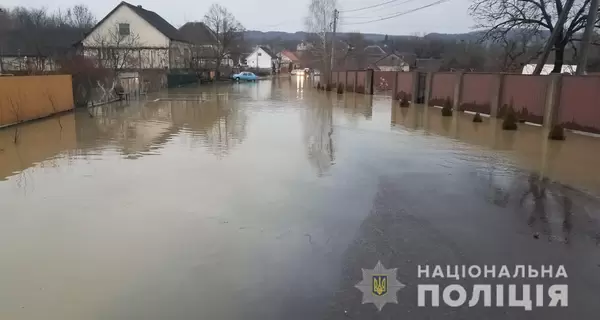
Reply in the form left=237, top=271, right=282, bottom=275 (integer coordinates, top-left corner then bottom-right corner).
left=119, top=23, right=130, bottom=36
left=257, top=52, right=262, bottom=56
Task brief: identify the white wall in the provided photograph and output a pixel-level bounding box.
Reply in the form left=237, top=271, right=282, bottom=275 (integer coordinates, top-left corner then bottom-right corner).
left=246, top=48, right=273, bottom=69
left=82, top=4, right=170, bottom=48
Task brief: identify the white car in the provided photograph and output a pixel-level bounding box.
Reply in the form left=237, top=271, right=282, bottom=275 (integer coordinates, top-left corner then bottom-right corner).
left=291, top=69, right=305, bottom=75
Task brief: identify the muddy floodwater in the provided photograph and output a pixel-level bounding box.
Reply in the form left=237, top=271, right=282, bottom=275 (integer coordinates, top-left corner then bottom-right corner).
left=1, top=78, right=600, bottom=320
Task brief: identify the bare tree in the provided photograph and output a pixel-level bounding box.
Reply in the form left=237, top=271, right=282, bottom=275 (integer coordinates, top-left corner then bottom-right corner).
left=203, top=4, right=244, bottom=78
left=91, top=23, right=143, bottom=73
left=496, top=29, right=544, bottom=72
left=470, top=0, right=597, bottom=73
left=88, top=23, right=144, bottom=101
left=305, top=0, right=337, bottom=81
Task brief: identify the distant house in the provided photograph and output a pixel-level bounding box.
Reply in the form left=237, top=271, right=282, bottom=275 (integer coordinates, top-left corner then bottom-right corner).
left=278, top=50, right=300, bottom=72
left=178, top=21, right=234, bottom=70
left=372, top=53, right=416, bottom=72
left=0, top=25, right=85, bottom=73
left=246, top=46, right=277, bottom=72
left=522, top=64, right=577, bottom=75
left=79, top=1, right=191, bottom=71
left=297, top=41, right=313, bottom=52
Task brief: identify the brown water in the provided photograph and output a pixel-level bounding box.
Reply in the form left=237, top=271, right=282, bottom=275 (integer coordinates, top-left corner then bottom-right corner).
left=1, top=78, right=600, bottom=320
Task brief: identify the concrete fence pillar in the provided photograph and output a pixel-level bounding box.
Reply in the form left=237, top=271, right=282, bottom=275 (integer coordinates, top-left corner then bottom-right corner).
left=423, top=72, right=434, bottom=107
left=489, top=73, right=505, bottom=118
left=543, top=74, right=563, bottom=128
left=411, top=71, right=419, bottom=103
left=345, top=71, right=349, bottom=90
left=392, top=71, right=399, bottom=100
left=452, top=72, right=465, bottom=111
left=353, top=71, right=358, bottom=93
left=366, top=69, right=374, bottom=95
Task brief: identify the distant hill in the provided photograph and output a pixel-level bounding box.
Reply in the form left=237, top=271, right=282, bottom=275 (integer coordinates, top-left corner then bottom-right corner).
left=243, top=30, right=486, bottom=43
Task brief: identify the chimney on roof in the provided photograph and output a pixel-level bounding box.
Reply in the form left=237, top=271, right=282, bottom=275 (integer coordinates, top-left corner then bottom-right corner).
left=137, top=5, right=142, bottom=8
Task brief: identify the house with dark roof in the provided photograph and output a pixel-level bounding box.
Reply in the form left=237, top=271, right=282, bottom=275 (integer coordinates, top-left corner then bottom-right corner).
left=178, top=22, right=236, bottom=70
left=246, top=46, right=277, bottom=72
left=79, top=1, right=191, bottom=70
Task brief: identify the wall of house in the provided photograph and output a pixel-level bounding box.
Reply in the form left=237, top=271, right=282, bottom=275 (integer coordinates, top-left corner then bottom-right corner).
left=84, top=47, right=169, bottom=70
left=82, top=5, right=170, bottom=48
left=1, top=56, right=58, bottom=72
left=0, top=75, right=74, bottom=127
left=246, top=49, right=273, bottom=69
left=170, top=41, right=191, bottom=69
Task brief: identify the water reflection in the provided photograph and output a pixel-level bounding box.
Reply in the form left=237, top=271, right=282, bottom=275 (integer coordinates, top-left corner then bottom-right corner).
left=0, top=113, right=77, bottom=181
left=303, top=93, right=335, bottom=176
left=390, top=104, right=600, bottom=246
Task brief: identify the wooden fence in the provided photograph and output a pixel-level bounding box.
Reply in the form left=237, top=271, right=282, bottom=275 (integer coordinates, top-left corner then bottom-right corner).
left=0, top=75, right=74, bottom=127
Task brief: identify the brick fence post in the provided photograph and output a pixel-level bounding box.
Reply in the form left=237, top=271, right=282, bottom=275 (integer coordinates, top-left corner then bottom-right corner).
left=411, top=71, right=419, bottom=103
left=423, top=72, right=434, bottom=107
left=392, top=72, right=399, bottom=100
left=353, top=71, right=358, bottom=93
left=490, top=73, right=505, bottom=118
left=366, top=69, right=374, bottom=95
left=453, top=72, right=465, bottom=111
left=543, top=74, right=563, bottom=128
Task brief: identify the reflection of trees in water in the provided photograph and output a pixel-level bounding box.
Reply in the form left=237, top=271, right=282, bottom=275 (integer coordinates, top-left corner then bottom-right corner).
left=303, top=96, right=335, bottom=176
left=171, top=97, right=248, bottom=158
left=76, top=97, right=248, bottom=159
left=481, top=161, right=599, bottom=245
left=76, top=102, right=175, bottom=157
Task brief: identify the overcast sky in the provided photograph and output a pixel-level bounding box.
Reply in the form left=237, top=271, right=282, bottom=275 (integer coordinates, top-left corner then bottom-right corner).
left=3, top=0, right=476, bottom=35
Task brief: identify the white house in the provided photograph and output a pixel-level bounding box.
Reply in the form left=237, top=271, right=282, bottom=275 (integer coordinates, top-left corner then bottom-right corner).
left=80, top=1, right=191, bottom=71
left=246, top=46, right=277, bottom=71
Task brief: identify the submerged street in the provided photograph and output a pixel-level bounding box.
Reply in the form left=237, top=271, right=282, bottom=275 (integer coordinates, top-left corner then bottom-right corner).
left=1, top=77, right=600, bottom=319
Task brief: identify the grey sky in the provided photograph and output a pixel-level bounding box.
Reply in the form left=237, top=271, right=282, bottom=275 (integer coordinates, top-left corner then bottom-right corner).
left=3, top=0, right=475, bottom=35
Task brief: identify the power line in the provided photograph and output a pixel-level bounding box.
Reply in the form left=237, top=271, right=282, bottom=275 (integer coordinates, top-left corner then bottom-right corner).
left=340, top=0, right=451, bottom=25
left=340, top=0, right=420, bottom=19
left=339, top=0, right=403, bottom=13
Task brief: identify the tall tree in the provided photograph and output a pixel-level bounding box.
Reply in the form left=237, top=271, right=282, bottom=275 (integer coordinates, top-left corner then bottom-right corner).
left=469, top=0, right=596, bottom=73
left=203, top=4, right=244, bottom=78
left=305, top=0, right=337, bottom=81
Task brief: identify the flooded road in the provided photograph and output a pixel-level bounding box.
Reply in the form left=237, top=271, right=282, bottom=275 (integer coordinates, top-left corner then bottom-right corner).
left=1, top=78, right=600, bottom=319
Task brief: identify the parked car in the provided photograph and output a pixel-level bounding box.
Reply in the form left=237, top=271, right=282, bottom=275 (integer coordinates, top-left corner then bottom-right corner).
left=232, top=71, right=258, bottom=82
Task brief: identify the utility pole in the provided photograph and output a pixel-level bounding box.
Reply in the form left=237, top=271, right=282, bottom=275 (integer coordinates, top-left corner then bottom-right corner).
left=576, top=0, right=600, bottom=75
left=330, top=9, right=338, bottom=84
